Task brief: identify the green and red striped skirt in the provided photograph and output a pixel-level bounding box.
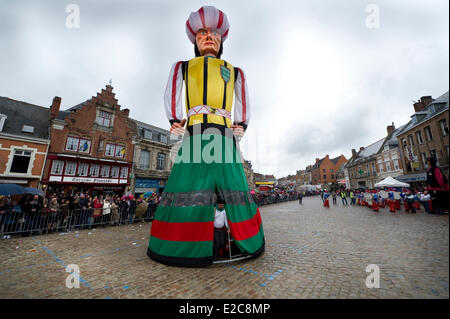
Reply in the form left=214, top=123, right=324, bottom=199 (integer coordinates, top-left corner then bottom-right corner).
left=147, top=125, right=265, bottom=267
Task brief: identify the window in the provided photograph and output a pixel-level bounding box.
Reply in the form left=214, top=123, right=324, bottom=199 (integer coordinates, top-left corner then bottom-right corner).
left=372, top=163, right=376, bottom=175
left=0, top=114, right=6, bottom=131
left=140, top=150, right=150, bottom=169
left=65, top=161, right=77, bottom=176
left=425, top=126, right=433, bottom=141
left=144, top=129, right=152, bottom=139
left=401, top=138, right=407, bottom=147
left=377, top=157, right=382, bottom=163
left=105, top=143, right=125, bottom=158
left=430, top=150, right=438, bottom=165
left=66, top=136, right=91, bottom=153
left=420, top=153, right=427, bottom=169
left=110, top=166, right=120, bottom=178
left=78, top=163, right=89, bottom=176
left=22, top=125, right=34, bottom=133
left=96, top=110, right=112, bottom=126
left=394, top=159, right=400, bottom=170
left=330, top=169, right=334, bottom=173
left=51, top=160, right=64, bottom=175
left=160, top=134, right=167, bottom=143
left=439, top=119, right=448, bottom=136
left=386, top=162, right=391, bottom=172
left=120, top=167, right=129, bottom=179
left=416, top=131, right=423, bottom=144
left=90, top=164, right=100, bottom=177
left=323, top=175, right=327, bottom=179
left=66, top=136, right=79, bottom=151
left=78, top=139, right=91, bottom=153
left=10, top=150, right=32, bottom=174
left=408, top=135, right=414, bottom=146
left=322, top=169, right=326, bottom=173
left=378, top=163, right=383, bottom=172
left=105, top=143, right=115, bottom=156
left=114, top=145, right=125, bottom=158
left=100, top=165, right=110, bottom=178
left=157, top=153, right=166, bottom=170
left=331, top=174, right=334, bottom=179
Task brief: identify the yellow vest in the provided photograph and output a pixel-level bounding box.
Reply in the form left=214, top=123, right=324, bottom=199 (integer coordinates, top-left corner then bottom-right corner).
left=183, top=56, right=236, bottom=127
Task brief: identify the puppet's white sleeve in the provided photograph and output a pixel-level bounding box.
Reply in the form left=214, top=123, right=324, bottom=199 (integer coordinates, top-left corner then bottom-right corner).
left=233, top=67, right=250, bottom=130
left=164, top=61, right=184, bottom=124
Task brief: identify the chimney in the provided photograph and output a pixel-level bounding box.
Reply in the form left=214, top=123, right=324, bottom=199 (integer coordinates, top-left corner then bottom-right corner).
left=122, top=108, right=130, bottom=117
left=315, top=158, right=320, bottom=164
left=351, top=149, right=357, bottom=158
left=420, top=96, right=433, bottom=108
left=359, top=147, right=365, bottom=152
left=387, top=122, right=395, bottom=136
left=50, top=96, right=61, bottom=120
left=325, top=154, right=329, bottom=159
left=413, top=101, right=424, bottom=113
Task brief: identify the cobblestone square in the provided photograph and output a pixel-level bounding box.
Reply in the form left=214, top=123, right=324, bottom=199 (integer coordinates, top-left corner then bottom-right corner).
left=0, top=197, right=448, bottom=299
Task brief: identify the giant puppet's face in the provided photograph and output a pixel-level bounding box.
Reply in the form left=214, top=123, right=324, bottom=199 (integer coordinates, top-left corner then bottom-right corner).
left=196, top=28, right=221, bottom=57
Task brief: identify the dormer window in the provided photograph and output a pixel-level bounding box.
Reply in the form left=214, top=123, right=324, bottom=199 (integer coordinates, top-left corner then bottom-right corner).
left=22, top=125, right=34, bottom=133
left=0, top=114, right=6, bottom=131
left=143, top=129, right=152, bottom=139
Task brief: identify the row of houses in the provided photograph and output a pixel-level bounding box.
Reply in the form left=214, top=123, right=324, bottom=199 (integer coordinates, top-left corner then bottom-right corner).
left=0, top=84, right=179, bottom=197
left=344, top=91, right=449, bottom=189
left=295, top=154, right=348, bottom=187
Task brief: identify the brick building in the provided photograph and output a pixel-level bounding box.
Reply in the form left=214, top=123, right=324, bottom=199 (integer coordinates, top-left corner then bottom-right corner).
left=310, top=154, right=347, bottom=185
left=0, top=97, right=50, bottom=188
left=396, top=92, right=449, bottom=186
left=41, top=84, right=136, bottom=197
left=374, top=123, right=405, bottom=184
left=345, top=139, right=384, bottom=189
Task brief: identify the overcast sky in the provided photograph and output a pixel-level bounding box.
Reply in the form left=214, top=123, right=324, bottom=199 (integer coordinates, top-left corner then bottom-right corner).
left=1, top=0, right=448, bottom=178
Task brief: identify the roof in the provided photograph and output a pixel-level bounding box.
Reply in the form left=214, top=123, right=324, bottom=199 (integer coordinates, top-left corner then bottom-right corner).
left=346, top=137, right=385, bottom=167
left=330, top=155, right=342, bottom=165
left=358, top=138, right=385, bottom=158
left=0, top=97, right=50, bottom=140
left=397, top=91, right=449, bottom=136
left=385, top=124, right=407, bottom=145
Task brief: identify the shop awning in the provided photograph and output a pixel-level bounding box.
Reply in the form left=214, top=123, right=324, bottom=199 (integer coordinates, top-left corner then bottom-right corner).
left=395, top=173, right=427, bottom=182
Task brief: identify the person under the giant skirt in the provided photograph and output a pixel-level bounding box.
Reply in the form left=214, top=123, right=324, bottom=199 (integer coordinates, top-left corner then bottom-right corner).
left=147, top=6, right=265, bottom=267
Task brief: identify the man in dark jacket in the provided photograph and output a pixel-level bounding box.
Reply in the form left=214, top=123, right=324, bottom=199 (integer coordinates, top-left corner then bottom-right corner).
left=427, top=157, right=449, bottom=214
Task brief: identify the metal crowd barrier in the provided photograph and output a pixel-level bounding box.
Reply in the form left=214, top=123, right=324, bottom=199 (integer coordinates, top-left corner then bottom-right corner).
left=0, top=205, right=156, bottom=237
left=1, top=196, right=303, bottom=237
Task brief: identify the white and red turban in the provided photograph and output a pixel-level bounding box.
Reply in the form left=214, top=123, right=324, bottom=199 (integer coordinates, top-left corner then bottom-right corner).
left=185, top=6, right=230, bottom=44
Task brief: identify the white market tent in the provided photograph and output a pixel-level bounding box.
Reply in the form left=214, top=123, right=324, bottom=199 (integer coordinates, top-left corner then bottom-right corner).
left=374, top=176, right=410, bottom=188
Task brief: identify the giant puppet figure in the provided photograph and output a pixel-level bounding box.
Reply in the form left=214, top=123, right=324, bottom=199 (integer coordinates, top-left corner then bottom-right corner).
left=147, top=6, right=265, bottom=267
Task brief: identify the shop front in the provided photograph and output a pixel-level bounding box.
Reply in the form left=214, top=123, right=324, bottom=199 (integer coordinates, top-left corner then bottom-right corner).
left=134, top=178, right=166, bottom=196
left=396, top=172, right=427, bottom=188
left=42, top=154, right=131, bottom=197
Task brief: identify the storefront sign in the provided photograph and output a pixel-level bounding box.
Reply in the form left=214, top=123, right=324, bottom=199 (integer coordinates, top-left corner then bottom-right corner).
left=135, top=178, right=161, bottom=188
left=62, top=177, right=119, bottom=184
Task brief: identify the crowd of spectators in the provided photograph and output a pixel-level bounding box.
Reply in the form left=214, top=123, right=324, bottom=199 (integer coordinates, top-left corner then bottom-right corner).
left=0, top=192, right=161, bottom=238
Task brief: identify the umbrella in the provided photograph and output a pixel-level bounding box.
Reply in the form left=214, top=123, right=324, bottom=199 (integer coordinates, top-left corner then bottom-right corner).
left=24, top=187, right=45, bottom=196
left=0, top=183, right=26, bottom=196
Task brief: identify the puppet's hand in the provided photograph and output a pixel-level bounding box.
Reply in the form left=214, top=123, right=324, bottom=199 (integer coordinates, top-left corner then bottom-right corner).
left=170, top=119, right=187, bottom=136
left=230, top=124, right=244, bottom=137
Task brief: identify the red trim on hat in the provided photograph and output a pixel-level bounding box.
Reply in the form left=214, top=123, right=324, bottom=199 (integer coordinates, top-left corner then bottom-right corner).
left=171, top=61, right=182, bottom=120
left=222, top=29, right=229, bottom=39
left=217, top=10, right=224, bottom=29
left=186, top=20, right=196, bottom=37
left=199, top=7, right=206, bottom=28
